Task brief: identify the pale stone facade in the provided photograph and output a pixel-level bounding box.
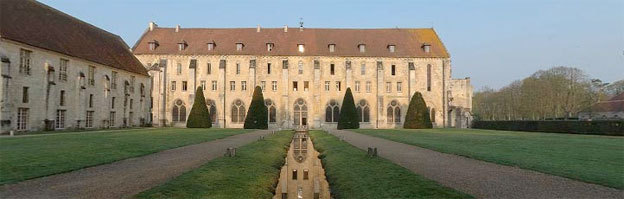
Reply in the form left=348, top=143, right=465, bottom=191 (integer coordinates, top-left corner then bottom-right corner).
left=448, top=78, right=474, bottom=128
left=133, top=25, right=472, bottom=129
left=0, top=39, right=151, bottom=133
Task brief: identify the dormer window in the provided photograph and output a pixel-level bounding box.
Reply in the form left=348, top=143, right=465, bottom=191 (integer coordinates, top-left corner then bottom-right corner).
left=177, top=40, right=187, bottom=51
left=422, top=43, right=431, bottom=53
left=328, top=44, right=335, bottom=52
left=207, top=42, right=215, bottom=50
left=267, top=43, right=274, bottom=51
left=236, top=43, right=244, bottom=51
left=148, top=40, right=159, bottom=51
left=388, top=45, right=396, bottom=53
left=297, top=44, right=305, bottom=53
left=358, top=44, right=366, bottom=53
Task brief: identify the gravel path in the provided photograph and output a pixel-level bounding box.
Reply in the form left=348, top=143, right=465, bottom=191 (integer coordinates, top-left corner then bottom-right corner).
left=0, top=130, right=272, bottom=199
left=330, top=130, right=624, bottom=199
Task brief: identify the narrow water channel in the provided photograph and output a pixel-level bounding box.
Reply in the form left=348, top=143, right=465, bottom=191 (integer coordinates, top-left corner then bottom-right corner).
left=274, top=130, right=331, bottom=199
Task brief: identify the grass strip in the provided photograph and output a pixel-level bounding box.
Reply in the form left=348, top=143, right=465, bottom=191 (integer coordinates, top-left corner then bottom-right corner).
left=353, top=128, right=624, bottom=189
left=135, top=130, right=294, bottom=199
left=310, top=130, right=472, bottom=199
left=0, top=128, right=249, bottom=185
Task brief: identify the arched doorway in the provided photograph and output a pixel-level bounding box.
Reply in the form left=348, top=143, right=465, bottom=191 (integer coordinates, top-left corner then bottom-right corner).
left=205, top=99, right=217, bottom=124
left=293, top=98, right=308, bottom=127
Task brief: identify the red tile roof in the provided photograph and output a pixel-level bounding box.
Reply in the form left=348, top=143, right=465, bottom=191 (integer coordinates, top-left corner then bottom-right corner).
left=610, top=93, right=624, bottom=101
left=0, top=0, right=148, bottom=76
left=584, top=93, right=624, bottom=112
left=132, top=27, right=449, bottom=58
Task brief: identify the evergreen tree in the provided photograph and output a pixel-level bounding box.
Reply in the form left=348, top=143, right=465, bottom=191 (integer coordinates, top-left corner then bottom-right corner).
left=337, top=87, right=359, bottom=129
left=403, top=92, right=433, bottom=129
left=186, top=87, right=212, bottom=128
left=244, top=86, right=268, bottom=129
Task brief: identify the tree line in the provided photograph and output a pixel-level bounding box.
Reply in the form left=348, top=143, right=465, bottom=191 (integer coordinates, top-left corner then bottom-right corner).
left=473, top=66, right=624, bottom=121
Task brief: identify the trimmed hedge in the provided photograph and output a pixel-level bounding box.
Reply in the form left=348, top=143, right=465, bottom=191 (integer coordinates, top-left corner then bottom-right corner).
left=404, top=92, right=433, bottom=129
left=243, top=86, right=268, bottom=129
left=186, top=87, right=212, bottom=128
left=472, top=120, right=624, bottom=136
left=337, top=88, right=359, bottom=129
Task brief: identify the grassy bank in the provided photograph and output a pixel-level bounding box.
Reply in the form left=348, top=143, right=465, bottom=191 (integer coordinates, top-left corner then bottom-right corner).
left=135, top=131, right=293, bottom=199
left=310, top=130, right=472, bottom=199
left=353, top=128, right=624, bottom=189
left=0, top=128, right=248, bottom=185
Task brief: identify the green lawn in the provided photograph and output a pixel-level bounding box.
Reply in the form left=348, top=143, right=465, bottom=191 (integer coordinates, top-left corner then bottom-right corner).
left=310, top=130, right=472, bottom=199
left=352, top=128, right=624, bottom=189
left=135, top=131, right=293, bottom=199
left=0, top=128, right=249, bottom=185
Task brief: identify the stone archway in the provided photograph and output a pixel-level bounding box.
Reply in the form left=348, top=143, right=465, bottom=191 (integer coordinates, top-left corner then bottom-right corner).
left=293, top=98, right=308, bottom=128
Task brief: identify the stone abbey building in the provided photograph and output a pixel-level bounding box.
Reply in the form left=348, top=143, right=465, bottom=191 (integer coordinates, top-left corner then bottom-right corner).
left=0, top=0, right=472, bottom=132
left=133, top=23, right=473, bottom=129
left=0, top=0, right=151, bottom=133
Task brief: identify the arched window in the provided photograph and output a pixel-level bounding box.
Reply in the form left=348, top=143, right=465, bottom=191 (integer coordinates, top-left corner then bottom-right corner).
left=231, top=99, right=245, bottom=123
left=265, top=99, right=277, bottom=123
left=298, top=60, right=304, bottom=75
left=172, top=99, right=186, bottom=122
left=387, top=100, right=401, bottom=123
left=325, top=100, right=340, bottom=122
left=206, top=99, right=217, bottom=124
left=356, top=100, right=370, bottom=122
left=293, top=98, right=308, bottom=125
left=430, top=108, right=436, bottom=122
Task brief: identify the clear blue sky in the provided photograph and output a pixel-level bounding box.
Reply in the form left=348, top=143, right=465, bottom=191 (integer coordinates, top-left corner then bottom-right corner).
left=40, top=0, right=624, bottom=90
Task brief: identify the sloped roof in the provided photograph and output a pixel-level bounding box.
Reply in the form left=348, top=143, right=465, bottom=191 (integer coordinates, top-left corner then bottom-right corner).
left=610, top=93, right=624, bottom=101
left=583, top=93, right=624, bottom=113
left=0, top=0, right=148, bottom=76
left=132, top=27, right=449, bottom=58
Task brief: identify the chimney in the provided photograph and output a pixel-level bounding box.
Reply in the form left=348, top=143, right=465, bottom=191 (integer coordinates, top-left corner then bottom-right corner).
left=175, top=25, right=180, bottom=32
left=257, top=25, right=261, bottom=32
left=148, top=21, right=157, bottom=31
left=283, top=25, right=288, bottom=33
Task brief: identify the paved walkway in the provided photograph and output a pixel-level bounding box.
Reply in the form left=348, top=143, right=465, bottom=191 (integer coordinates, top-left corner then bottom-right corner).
left=330, top=130, right=624, bottom=199
left=0, top=130, right=272, bottom=199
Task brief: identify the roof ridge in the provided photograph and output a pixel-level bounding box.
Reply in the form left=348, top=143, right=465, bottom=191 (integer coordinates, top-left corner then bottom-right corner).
left=153, top=27, right=434, bottom=30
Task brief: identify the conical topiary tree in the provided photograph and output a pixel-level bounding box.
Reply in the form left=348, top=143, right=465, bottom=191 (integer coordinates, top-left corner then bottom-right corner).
left=337, top=87, right=359, bottom=129
left=244, top=86, right=268, bottom=129
left=403, top=92, right=433, bottom=129
left=187, top=87, right=212, bottom=128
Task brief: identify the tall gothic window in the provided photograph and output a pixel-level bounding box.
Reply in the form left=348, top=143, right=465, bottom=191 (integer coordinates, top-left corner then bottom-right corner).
left=427, top=64, right=432, bottom=91
left=206, top=99, right=217, bottom=124
left=293, top=98, right=308, bottom=125
left=387, top=100, right=401, bottom=123
left=325, top=100, right=340, bottom=122
left=356, top=100, right=370, bottom=122
left=265, top=99, right=277, bottom=123
left=172, top=99, right=186, bottom=122
left=231, top=99, right=246, bottom=123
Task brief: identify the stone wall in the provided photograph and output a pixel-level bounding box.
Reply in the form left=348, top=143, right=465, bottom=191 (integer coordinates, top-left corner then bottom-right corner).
left=0, top=39, right=152, bottom=133
left=137, top=53, right=462, bottom=129
left=448, top=78, right=473, bottom=128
